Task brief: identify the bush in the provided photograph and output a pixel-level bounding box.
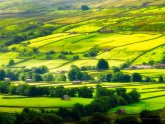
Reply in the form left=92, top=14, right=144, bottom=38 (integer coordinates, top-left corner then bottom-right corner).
left=81, top=5, right=90, bottom=11
left=89, top=112, right=111, bottom=124
left=132, top=73, right=142, bottom=82
left=115, top=115, right=140, bottom=124
left=97, top=59, right=109, bottom=70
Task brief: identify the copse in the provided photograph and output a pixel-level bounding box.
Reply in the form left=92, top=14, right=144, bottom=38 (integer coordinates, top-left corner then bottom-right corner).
left=81, top=5, right=89, bottom=11
left=8, top=59, right=15, bottom=66
left=158, top=76, right=164, bottom=83
left=68, top=65, right=91, bottom=81
left=132, top=73, right=142, bottom=82
left=97, top=59, right=109, bottom=71
left=0, top=70, right=5, bottom=80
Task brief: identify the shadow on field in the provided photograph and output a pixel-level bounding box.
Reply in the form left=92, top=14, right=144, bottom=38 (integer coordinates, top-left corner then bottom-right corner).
left=2, top=96, right=28, bottom=99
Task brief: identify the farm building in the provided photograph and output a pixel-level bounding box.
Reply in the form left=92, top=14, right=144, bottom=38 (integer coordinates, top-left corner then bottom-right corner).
left=72, top=81, right=82, bottom=85
left=125, top=65, right=153, bottom=70
left=155, top=64, right=165, bottom=69
left=25, top=79, right=33, bottom=83
left=99, top=29, right=114, bottom=33
left=62, top=95, right=71, bottom=100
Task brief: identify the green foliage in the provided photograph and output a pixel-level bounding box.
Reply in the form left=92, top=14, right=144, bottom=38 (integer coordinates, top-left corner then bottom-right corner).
left=68, top=65, right=91, bottom=81
left=81, top=5, right=90, bottom=11
left=89, top=112, right=111, bottom=124
left=115, top=115, right=140, bottom=124
left=97, top=59, right=109, bottom=70
left=0, top=70, right=5, bottom=81
left=132, top=73, right=142, bottom=82
left=43, top=73, right=54, bottom=81
left=8, top=59, right=15, bottom=66
left=140, top=110, right=161, bottom=124
left=158, top=75, right=164, bottom=82
left=78, top=86, right=93, bottom=98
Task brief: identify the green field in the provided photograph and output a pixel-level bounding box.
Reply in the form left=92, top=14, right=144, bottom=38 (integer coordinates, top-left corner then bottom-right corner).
left=0, top=95, right=93, bottom=113
left=0, top=82, right=164, bottom=113
left=109, top=96, right=165, bottom=114
left=0, top=0, right=165, bottom=117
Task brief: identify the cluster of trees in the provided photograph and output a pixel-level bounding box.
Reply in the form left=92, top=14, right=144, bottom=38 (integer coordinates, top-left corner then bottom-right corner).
left=4, top=26, right=56, bottom=46
left=97, top=66, right=164, bottom=83
left=84, top=48, right=99, bottom=57
left=68, top=65, right=92, bottom=81
left=80, top=66, right=97, bottom=71
left=0, top=108, right=162, bottom=124
left=0, top=66, right=67, bottom=82
left=86, top=86, right=141, bottom=114
left=52, top=86, right=140, bottom=122
left=81, top=5, right=90, bottom=11
left=98, top=71, right=142, bottom=82
left=0, top=81, right=93, bottom=98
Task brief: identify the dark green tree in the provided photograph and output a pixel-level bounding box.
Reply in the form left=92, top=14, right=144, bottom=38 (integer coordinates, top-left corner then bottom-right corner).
left=115, top=115, right=140, bottom=124
left=158, top=76, right=163, bottom=83
left=0, top=70, right=5, bottom=80
left=68, top=65, right=82, bottom=81
left=8, top=59, right=15, bottom=66
left=140, top=110, right=161, bottom=124
left=89, top=112, right=111, bottom=124
left=132, top=73, right=142, bottom=82
left=97, top=59, right=109, bottom=70
left=81, top=5, right=90, bottom=11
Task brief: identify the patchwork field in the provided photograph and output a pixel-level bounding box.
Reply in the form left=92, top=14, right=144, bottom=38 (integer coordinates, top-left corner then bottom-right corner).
left=0, top=82, right=164, bottom=113
left=0, top=0, right=165, bottom=120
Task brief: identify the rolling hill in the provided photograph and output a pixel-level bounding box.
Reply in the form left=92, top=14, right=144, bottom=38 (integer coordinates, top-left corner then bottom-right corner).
left=0, top=0, right=165, bottom=71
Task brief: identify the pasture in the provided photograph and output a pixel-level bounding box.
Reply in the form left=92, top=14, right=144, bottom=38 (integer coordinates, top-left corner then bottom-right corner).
left=1, top=82, right=165, bottom=113
left=0, top=95, right=93, bottom=113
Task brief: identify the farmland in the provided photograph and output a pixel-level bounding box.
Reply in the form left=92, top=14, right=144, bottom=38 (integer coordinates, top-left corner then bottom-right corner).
left=0, top=82, right=164, bottom=114
left=0, top=0, right=165, bottom=123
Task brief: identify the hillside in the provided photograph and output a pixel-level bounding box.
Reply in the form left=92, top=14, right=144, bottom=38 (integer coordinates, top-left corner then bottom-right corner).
left=0, top=0, right=165, bottom=71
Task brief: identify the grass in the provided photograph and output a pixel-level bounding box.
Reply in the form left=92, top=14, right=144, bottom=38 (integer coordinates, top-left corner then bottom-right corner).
left=2, top=82, right=165, bottom=114
left=14, top=59, right=69, bottom=69
left=141, top=91, right=165, bottom=99
left=123, top=69, right=165, bottom=78
left=0, top=95, right=93, bottom=113
left=108, top=96, right=165, bottom=114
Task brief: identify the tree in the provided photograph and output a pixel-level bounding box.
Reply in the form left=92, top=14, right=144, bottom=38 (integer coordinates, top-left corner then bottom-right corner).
left=32, top=73, right=43, bottom=82
left=41, top=113, right=63, bottom=124
left=0, top=70, right=5, bottom=80
left=81, top=5, right=89, bottom=11
left=112, top=67, right=120, bottom=73
left=115, top=115, right=140, bottom=124
left=106, top=74, right=112, bottom=82
left=144, top=76, right=151, bottom=82
left=82, top=72, right=91, bottom=81
left=68, top=65, right=83, bottom=81
left=97, top=59, right=109, bottom=70
left=78, top=86, right=93, bottom=98
left=43, top=73, right=54, bottom=81
left=158, top=76, right=163, bottom=83
left=34, top=66, right=48, bottom=74
left=161, top=56, right=165, bottom=64
left=0, top=81, right=10, bottom=93
left=73, top=55, right=79, bottom=60
left=56, top=74, right=66, bottom=81
left=140, top=110, right=161, bottom=124
left=132, top=73, right=142, bottom=82
left=89, top=112, right=111, bottom=124
left=128, top=89, right=141, bottom=102
left=8, top=59, right=15, bottom=66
